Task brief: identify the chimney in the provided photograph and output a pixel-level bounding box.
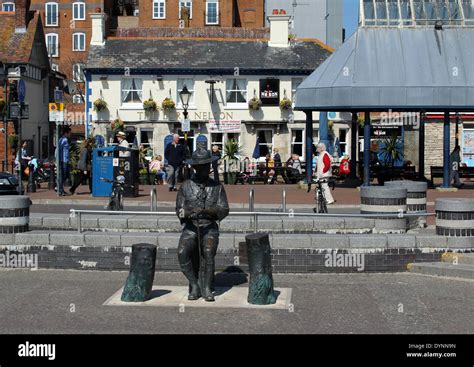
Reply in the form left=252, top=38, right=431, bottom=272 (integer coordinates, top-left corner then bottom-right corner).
left=15, top=0, right=31, bottom=33
left=90, top=11, right=107, bottom=46
left=267, top=14, right=291, bottom=48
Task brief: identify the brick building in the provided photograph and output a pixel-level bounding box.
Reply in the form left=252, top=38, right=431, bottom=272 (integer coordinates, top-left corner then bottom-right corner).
left=1, top=1, right=65, bottom=168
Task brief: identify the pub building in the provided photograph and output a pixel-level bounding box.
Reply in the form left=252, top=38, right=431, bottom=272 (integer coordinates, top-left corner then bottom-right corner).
left=85, top=13, right=355, bottom=164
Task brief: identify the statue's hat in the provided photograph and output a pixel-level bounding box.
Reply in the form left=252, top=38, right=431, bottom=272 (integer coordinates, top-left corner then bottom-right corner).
left=186, top=147, right=219, bottom=166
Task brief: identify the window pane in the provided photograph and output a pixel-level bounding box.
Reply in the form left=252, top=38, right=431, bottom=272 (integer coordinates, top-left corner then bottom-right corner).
left=207, top=2, right=218, bottom=23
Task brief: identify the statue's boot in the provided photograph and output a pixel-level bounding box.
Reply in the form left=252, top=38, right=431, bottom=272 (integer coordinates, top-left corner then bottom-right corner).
left=201, top=263, right=215, bottom=302
left=180, top=261, right=201, bottom=300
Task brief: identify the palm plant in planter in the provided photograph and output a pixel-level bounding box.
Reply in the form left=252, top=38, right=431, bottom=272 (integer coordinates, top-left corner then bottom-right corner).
left=223, top=139, right=242, bottom=184
left=93, top=98, right=108, bottom=112
left=248, top=97, right=262, bottom=111
left=279, top=97, right=292, bottom=111
left=162, top=97, right=176, bottom=111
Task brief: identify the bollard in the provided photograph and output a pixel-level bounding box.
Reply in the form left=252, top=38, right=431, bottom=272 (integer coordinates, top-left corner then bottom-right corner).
left=150, top=188, right=157, bottom=212
left=0, top=196, right=31, bottom=233
left=27, top=165, right=36, bottom=193
left=360, top=187, right=408, bottom=233
left=245, top=233, right=277, bottom=305
left=385, top=181, right=427, bottom=229
left=249, top=187, right=255, bottom=212
left=281, top=189, right=287, bottom=213
left=435, top=198, right=474, bottom=237
left=121, top=243, right=157, bottom=302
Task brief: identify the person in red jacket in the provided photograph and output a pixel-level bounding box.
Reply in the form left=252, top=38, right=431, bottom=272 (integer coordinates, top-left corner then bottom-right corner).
left=315, top=143, right=335, bottom=204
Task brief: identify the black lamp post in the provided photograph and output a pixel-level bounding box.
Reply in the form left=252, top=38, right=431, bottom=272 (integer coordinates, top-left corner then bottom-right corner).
left=0, top=63, right=7, bottom=172
left=179, top=84, right=192, bottom=141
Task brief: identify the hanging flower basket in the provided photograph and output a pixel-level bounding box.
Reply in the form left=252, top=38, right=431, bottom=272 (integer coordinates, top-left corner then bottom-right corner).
left=8, top=134, right=19, bottom=150
left=248, top=97, right=262, bottom=111
left=143, top=98, right=158, bottom=112
left=111, top=118, right=124, bottom=132
left=93, top=98, right=108, bottom=112
left=279, top=97, right=293, bottom=111
left=162, top=97, right=176, bottom=111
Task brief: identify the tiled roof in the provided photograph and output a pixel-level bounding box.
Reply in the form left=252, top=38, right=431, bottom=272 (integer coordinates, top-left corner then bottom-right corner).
left=86, top=38, right=332, bottom=73
left=0, top=12, right=40, bottom=64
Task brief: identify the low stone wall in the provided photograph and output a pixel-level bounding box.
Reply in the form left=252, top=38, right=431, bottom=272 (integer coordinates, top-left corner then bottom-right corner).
left=1, top=231, right=472, bottom=273
left=30, top=213, right=410, bottom=234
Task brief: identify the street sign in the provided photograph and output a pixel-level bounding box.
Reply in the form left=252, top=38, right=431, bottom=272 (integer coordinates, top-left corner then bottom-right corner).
left=18, top=80, right=26, bottom=103
left=54, top=88, right=64, bottom=103
left=49, top=103, right=64, bottom=122
left=181, top=119, right=191, bottom=132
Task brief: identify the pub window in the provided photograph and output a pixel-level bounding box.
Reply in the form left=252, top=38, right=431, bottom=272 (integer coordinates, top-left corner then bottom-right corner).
left=45, top=33, right=59, bottom=57
left=211, top=133, right=224, bottom=152
left=140, top=129, right=154, bottom=155
left=72, top=2, right=86, bottom=20
left=206, top=1, right=219, bottom=25
left=2, top=2, right=15, bottom=12
left=257, top=130, right=273, bottom=158
left=45, top=2, right=58, bottom=26
left=179, top=1, right=193, bottom=19
left=153, top=0, right=166, bottom=19
left=121, top=78, right=143, bottom=104
left=177, top=78, right=195, bottom=106
left=291, top=129, right=304, bottom=158
left=72, top=32, right=86, bottom=51
left=226, top=79, right=247, bottom=105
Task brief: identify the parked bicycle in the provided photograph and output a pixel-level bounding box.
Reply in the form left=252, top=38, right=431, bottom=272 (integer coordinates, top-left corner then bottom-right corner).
left=101, top=175, right=133, bottom=211
left=307, top=177, right=336, bottom=214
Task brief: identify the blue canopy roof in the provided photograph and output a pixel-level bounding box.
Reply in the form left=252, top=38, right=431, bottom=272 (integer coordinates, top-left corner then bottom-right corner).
left=295, top=26, right=474, bottom=112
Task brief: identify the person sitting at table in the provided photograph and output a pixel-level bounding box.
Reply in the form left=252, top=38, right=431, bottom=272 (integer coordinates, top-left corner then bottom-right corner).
left=149, top=155, right=166, bottom=185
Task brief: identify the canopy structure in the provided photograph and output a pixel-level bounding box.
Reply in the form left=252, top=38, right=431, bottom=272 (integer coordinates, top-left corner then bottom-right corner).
left=295, top=27, right=474, bottom=112
left=295, top=0, right=474, bottom=187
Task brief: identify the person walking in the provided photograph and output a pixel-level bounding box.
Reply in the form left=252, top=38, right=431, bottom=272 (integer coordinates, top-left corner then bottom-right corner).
left=316, top=143, right=335, bottom=204
left=165, top=134, right=186, bottom=192
left=19, top=141, right=32, bottom=179
left=211, top=145, right=221, bottom=183
left=70, top=139, right=93, bottom=195
left=450, top=146, right=463, bottom=189
left=58, top=127, right=71, bottom=196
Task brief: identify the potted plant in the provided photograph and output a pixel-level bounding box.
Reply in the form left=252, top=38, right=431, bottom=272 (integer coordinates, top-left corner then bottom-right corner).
left=69, top=142, right=81, bottom=187
left=138, top=167, right=150, bottom=185
left=162, top=97, right=176, bottom=111
left=223, top=139, right=242, bottom=185
left=143, top=98, right=158, bottom=113
left=93, top=98, right=108, bottom=112
left=111, top=118, right=124, bottom=132
left=248, top=97, right=262, bottom=111
left=279, top=97, right=292, bottom=111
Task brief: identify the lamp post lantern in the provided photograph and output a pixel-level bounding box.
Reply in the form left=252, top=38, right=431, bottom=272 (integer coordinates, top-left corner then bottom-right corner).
left=179, top=84, right=192, bottom=141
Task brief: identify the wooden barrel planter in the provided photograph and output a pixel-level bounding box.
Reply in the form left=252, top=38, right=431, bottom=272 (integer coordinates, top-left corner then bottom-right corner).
left=360, top=187, right=408, bottom=233
left=435, top=198, right=474, bottom=237
left=0, top=196, right=31, bottom=234
left=385, top=181, right=428, bottom=229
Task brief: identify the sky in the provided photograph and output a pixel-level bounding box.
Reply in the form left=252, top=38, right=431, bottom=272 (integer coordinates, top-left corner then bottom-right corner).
left=344, top=0, right=360, bottom=39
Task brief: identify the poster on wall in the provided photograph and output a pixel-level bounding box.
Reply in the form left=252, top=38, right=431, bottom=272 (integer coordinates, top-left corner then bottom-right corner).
left=208, top=120, right=242, bottom=133
left=259, top=78, right=280, bottom=106
left=463, top=130, right=474, bottom=167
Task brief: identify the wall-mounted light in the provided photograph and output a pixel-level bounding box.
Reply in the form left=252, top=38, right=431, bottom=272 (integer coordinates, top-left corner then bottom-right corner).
left=156, top=75, right=163, bottom=81
left=205, top=79, right=217, bottom=104
left=100, top=76, right=108, bottom=81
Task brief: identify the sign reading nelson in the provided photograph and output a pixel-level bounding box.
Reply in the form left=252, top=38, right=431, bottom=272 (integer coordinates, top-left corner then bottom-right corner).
left=260, top=78, right=280, bottom=106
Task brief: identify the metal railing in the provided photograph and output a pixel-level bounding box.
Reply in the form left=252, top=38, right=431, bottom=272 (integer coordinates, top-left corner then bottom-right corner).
left=150, top=188, right=157, bottom=212
left=69, top=209, right=436, bottom=234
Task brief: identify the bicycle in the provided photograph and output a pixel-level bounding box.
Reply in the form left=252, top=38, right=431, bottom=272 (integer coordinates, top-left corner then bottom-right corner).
left=307, top=177, right=336, bottom=214
left=101, top=175, right=133, bottom=211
